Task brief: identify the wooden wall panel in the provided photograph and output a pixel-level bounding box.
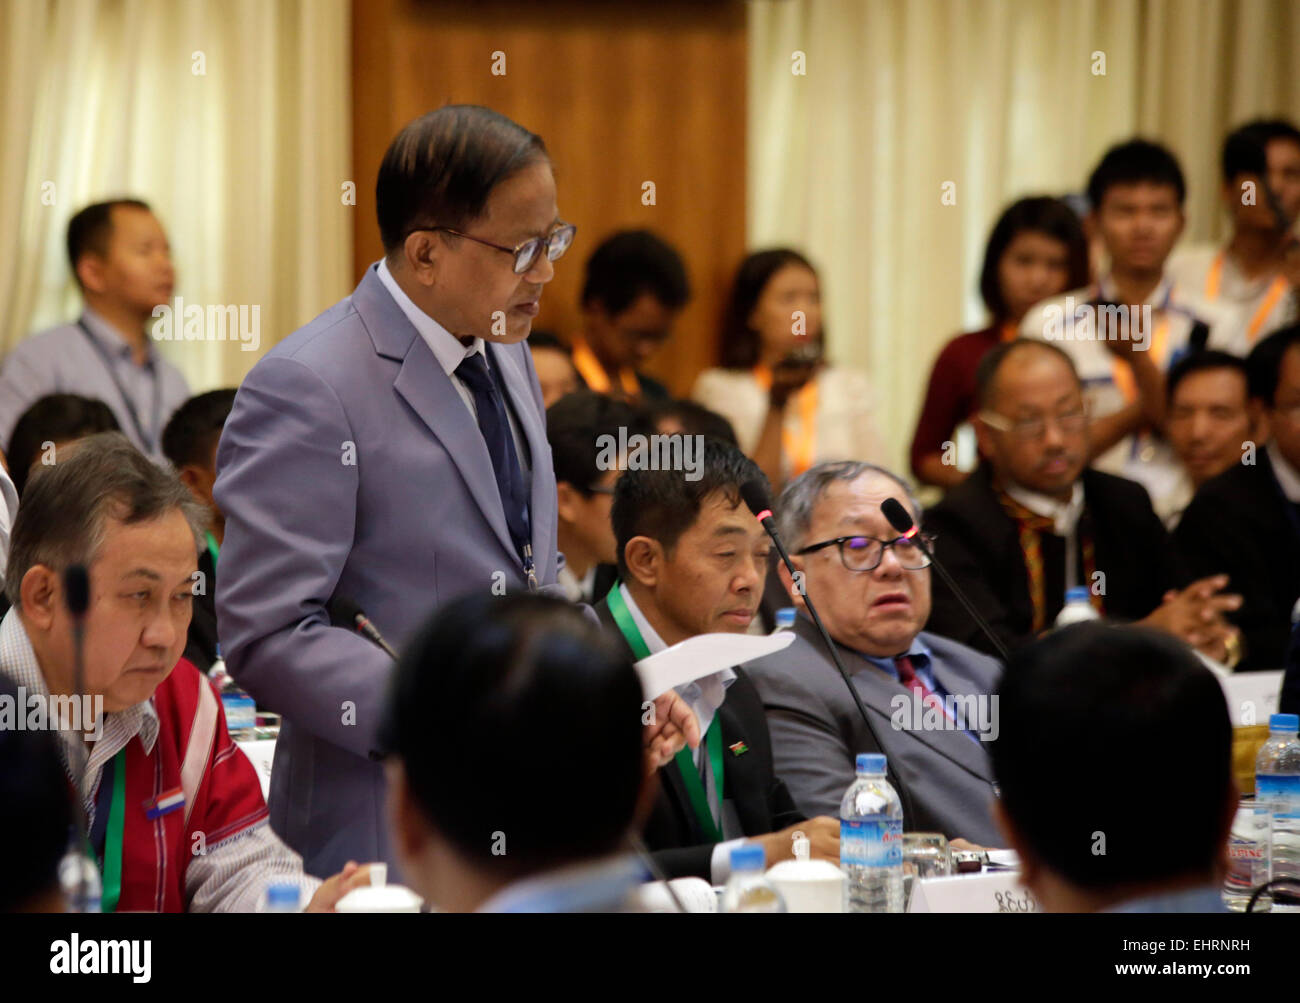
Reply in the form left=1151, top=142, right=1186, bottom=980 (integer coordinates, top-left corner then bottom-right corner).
left=351, top=0, right=748, bottom=395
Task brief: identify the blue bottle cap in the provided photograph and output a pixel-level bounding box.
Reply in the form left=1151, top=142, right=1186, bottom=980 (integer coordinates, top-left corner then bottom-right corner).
left=265, top=882, right=301, bottom=907
left=730, top=844, right=766, bottom=871
left=775, top=608, right=797, bottom=629
left=856, top=753, right=887, bottom=774
left=1065, top=586, right=1091, bottom=603
left=1270, top=713, right=1299, bottom=732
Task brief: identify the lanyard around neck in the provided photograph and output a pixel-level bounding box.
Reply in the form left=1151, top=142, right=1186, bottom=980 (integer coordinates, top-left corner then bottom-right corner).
left=606, top=585, right=725, bottom=842
left=99, top=748, right=127, bottom=913
left=77, top=319, right=162, bottom=453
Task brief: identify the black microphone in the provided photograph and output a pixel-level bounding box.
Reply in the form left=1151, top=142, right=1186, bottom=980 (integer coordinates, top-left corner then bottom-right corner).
left=739, top=480, right=914, bottom=818
left=880, top=497, right=1011, bottom=662
left=328, top=596, right=398, bottom=660
left=62, top=565, right=92, bottom=911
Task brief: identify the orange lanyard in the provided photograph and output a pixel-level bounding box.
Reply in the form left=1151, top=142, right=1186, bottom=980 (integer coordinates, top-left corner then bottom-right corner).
left=1205, top=251, right=1290, bottom=345
left=754, top=363, right=819, bottom=478
left=571, top=338, right=640, bottom=398
left=1111, top=314, right=1170, bottom=404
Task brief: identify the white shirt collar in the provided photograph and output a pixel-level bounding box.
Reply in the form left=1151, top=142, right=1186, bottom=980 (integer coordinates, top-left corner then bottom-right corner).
left=1097, top=271, right=1175, bottom=309
left=1268, top=441, right=1300, bottom=503
left=375, top=258, right=485, bottom=378
left=1006, top=479, right=1086, bottom=537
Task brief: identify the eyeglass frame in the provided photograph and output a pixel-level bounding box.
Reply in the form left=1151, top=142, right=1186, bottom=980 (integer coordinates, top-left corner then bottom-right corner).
left=793, top=533, right=936, bottom=572
left=405, top=221, right=577, bottom=274
left=977, top=401, right=1090, bottom=440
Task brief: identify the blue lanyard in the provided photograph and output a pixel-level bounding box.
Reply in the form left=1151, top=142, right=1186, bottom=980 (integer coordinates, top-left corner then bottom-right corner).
left=77, top=319, right=162, bottom=453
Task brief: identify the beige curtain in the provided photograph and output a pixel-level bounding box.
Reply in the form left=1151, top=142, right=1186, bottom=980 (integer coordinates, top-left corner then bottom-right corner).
left=0, top=0, right=352, bottom=392
left=749, top=0, right=1300, bottom=478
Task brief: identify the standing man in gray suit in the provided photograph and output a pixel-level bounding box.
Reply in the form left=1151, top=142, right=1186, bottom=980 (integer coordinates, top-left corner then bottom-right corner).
left=214, top=106, right=697, bottom=877
left=744, top=461, right=1004, bottom=847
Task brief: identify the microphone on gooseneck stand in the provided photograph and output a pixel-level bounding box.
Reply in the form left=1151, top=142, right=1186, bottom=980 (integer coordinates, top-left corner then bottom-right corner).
left=327, top=595, right=399, bottom=660
left=738, top=481, right=913, bottom=817
left=880, top=497, right=1011, bottom=662
left=61, top=565, right=95, bottom=911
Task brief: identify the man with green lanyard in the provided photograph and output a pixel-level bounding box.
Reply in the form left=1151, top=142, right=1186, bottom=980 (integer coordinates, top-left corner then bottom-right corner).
left=597, top=436, right=840, bottom=882
left=163, top=389, right=237, bottom=673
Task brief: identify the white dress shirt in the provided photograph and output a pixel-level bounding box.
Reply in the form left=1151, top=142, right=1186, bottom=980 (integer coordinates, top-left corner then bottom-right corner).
left=616, top=583, right=743, bottom=883
left=1006, top=480, right=1086, bottom=589
left=375, top=259, right=529, bottom=475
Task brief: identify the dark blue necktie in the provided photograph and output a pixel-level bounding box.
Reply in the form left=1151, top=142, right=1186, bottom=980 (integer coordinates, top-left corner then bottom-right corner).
left=455, top=350, right=531, bottom=564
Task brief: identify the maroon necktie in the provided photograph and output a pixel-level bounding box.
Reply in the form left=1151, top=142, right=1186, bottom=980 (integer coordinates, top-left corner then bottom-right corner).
left=895, top=654, right=952, bottom=722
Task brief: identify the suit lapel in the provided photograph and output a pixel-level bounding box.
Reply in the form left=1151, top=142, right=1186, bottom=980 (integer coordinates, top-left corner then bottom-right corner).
left=352, top=268, right=519, bottom=565
left=793, top=618, right=993, bottom=783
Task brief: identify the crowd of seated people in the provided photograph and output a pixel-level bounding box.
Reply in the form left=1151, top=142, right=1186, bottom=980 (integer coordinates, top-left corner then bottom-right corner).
left=2, top=113, right=1299, bottom=913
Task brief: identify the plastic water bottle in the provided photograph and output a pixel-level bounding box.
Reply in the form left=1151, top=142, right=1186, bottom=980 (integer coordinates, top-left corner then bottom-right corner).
left=722, top=844, right=786, bottom=912
left=1054, top=586, right=1100, bottom=628
left=212, top=645, right=258, bottom=742
left=258, top=881, right=303, bottom=913
left=772, top=608, right=796, bottom=633
left=1257, top=713, right=1300, bottom=884
left=58, top=849, right=102, bottom=913
left=840, top=753, right=904, bottom=913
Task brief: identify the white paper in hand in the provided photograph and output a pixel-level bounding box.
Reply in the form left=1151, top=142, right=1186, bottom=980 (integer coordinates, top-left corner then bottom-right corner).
left=634, top=631, right=795, bottom=701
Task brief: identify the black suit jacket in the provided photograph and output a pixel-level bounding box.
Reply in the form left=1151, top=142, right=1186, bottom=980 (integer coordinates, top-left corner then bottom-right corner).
left=593, top=596, right=804, bottom=879
left=924, top=464, right=1187, bottom=656
left=1176, top=449, right=1300, bottom=670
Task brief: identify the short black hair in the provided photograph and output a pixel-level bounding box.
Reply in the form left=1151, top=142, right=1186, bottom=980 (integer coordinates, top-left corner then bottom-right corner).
left=719, top=248, right=819, bottom=369
left=375, top=105, right=549, bottom=254
left=979, top=197, right=1090, bottom=321
left=545, top=390, right=645, bottom=494
left=975, top=338, right=1080, bottom=412
left=526, top=329, right=570, bottom=356
left=1222, top=118, right=1300, bottom=183
left=0, top=673, right=73, bottom=911
left=1247, top=321, right=1300, bottom=406
left=611, top=437, right=766, bottom=578
left=379, top=592, right=643, bottom=875
left=6, top=394, right=120, bottom=497
left=1165, top=349, right=1249, bottom=406
left=66, top=199, right=152, bottom=286
left=1086, top=139, right=1186, bottom=210
left=643, top=398, right=739, bottom=447
left=580, top=230, right=690, bottom=315
left=991, top=622, right=1232, bottom=891
left=161, top=389, right=237, bottom=471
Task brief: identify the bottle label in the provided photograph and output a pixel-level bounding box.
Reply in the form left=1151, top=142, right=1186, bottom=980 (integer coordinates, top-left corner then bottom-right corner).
left=840, top=817, right=902, bottom=868
left=1256, top=775, right=1300, bottom=818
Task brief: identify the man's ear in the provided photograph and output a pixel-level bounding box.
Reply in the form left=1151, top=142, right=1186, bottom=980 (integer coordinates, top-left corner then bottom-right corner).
left=75, top=254, right=108, bottom=297
left=19, top=566, right=60, bottom=631
left=991, top=797, right=1038, bottom=889
left=623, top=536, right=661, bottom=588
left=400, top=231, right=441, bottom=288
left=778, top=555, right=807, bottom=612
left=973, top=416, right=996, bottom=462
left=385, top=760, right=427, bottom=867
left=555, top=482, right=582, bottom=525
left=1248, top=399, right=1271, bottom=445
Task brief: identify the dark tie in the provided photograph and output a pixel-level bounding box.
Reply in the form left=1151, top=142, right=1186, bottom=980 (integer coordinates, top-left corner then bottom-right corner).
left=455, top=351, right=531, bottom=564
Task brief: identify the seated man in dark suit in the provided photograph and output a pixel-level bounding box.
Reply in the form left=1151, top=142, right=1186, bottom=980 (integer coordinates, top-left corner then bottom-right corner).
left=162, top=388, right=237, bottom=673
left=1177, top=324, right=1300, bottom=670
left=596, top=436, right=838, bottom=880
left=992, top=622, right=1233, bottom=912
left=745, top=461, right=1004, bottom=846
left=925, top=338, right=1240, bottom=662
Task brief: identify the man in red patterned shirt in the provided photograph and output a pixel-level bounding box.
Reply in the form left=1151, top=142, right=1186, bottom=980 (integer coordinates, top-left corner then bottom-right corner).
left=1, top=433, right=369, bottom=911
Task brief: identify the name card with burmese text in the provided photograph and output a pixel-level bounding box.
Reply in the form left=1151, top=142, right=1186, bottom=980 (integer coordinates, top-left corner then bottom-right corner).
left=908, top=871, right=1040, bottom=913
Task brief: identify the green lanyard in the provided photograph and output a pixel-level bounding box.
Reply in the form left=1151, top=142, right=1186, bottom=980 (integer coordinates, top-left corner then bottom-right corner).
left=606, top=584, right=725, bottom=843
left=205, top=531, right=220, bottom=572
left=99, top=749, right=127, bottom=913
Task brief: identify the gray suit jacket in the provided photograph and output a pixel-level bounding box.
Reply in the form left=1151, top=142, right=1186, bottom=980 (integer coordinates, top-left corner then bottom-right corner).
left=213, top=265, right=560, bottom=877
left=744, top=616, right=1004, bottom=846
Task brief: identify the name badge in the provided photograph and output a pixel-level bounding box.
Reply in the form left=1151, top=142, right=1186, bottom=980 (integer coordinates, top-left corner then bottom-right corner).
left=908, top=871, right=1040, bottom=913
